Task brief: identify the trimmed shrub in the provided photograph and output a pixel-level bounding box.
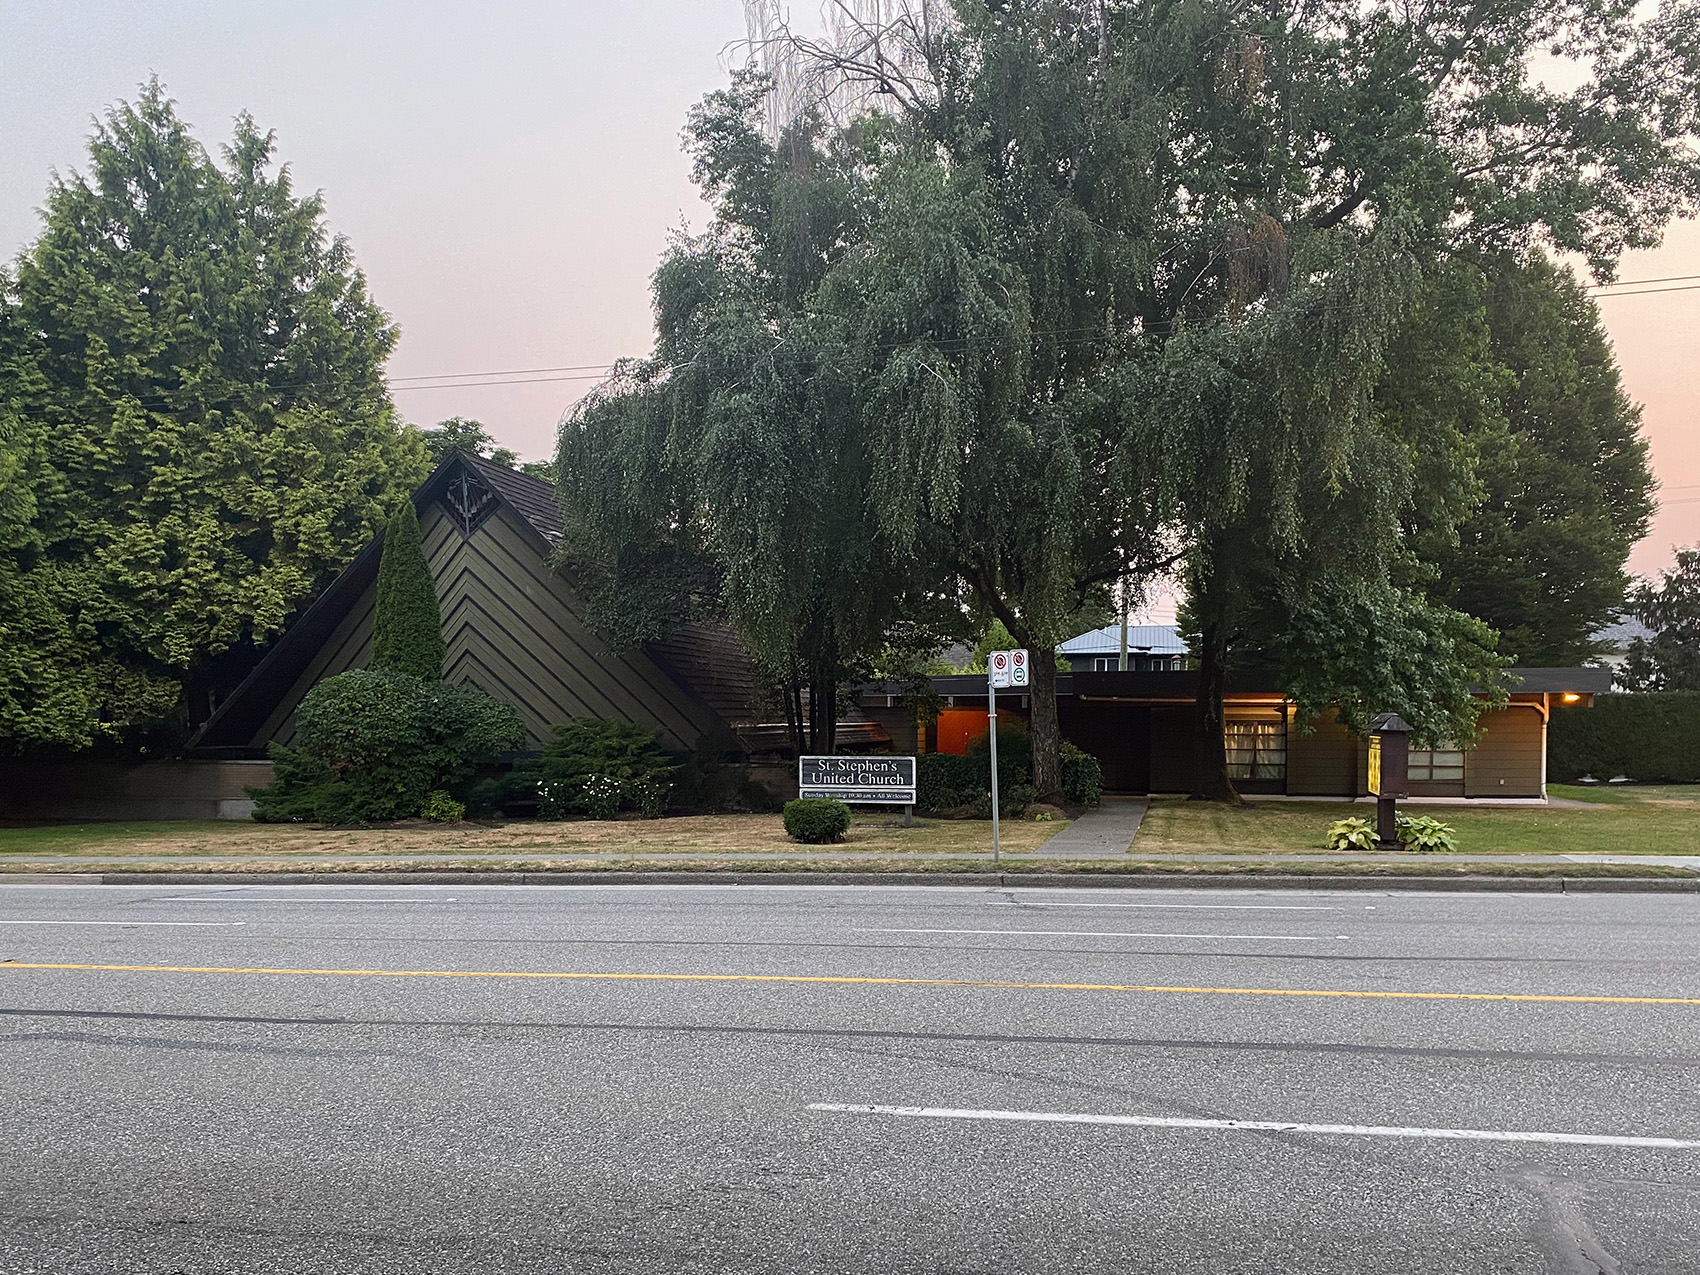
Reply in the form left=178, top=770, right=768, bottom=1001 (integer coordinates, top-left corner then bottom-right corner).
left=503, top=718, right=678, bottom=820
left=421, top=790, right=466, bottom=823
left=371, top=500, right=446, bottom=680
left=784, top=797, right=851, bottom=843
left=1548, top=692, right=1700, bottom=783
left=1060, top=742, right=1105, bottom=806
left=250, top=669, right=523, bottom=824
left=917, top=735, right=1103, bottom=814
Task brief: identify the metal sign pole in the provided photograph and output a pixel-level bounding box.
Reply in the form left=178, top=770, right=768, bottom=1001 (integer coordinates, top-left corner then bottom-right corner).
left=988, top=665, right=1001, bottom=867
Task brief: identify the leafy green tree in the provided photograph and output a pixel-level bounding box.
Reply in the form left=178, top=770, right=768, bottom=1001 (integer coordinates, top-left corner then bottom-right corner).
left=0, top=81, right=426, bottom=751
left=371, top=500, right=445, bottom=680
left=420, top=416, right=519, bottom=469
left=871, top=0, right=1696, bottom=800
left=1621, top=548, right=1700, bottom=691
left=1420, top=257, right=1655, bottom=665
left=764, top=0, right=1700, bottom=797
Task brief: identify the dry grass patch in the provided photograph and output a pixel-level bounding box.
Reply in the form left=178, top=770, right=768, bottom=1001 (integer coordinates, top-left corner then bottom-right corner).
left=0, top=812, right=1069, bottom=862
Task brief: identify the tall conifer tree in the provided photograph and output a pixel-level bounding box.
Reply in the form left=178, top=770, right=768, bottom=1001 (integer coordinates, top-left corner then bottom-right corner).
left=371, top=500, right=445, bottom=681
left=0, top=80, right=426, bottom=751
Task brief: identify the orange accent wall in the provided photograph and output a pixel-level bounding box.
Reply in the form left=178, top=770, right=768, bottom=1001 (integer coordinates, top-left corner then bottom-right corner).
left=934, top=707, right=1025, bottom=755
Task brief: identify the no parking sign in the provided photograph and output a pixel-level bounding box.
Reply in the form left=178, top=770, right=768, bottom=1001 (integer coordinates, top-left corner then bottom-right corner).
left=989, top=648, right=1028, bottom=688
left=984, top=648, right=1029, bottom=865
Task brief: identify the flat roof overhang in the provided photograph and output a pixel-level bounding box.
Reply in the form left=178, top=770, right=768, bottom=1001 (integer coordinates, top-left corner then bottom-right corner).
left=859, top=666, right=1612, bottom=706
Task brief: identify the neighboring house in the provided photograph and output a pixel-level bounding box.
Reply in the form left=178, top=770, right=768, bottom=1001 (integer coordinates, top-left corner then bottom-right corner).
left=1591, top=614, right=1654, bottom=688
left=1057, top=623, right=1189, bottom=672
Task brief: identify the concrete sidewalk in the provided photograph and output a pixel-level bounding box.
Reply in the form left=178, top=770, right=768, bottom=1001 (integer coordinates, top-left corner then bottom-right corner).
left=1023, top=797, right=1148, bottom=857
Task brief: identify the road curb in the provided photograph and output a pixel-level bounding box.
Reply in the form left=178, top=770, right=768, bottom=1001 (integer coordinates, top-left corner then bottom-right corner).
left=39, top=869, right=1699, bottom=892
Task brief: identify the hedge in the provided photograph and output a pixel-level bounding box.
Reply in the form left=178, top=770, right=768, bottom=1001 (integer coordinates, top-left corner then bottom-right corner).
left=916, top=740, right=1103, bottom=813
left=251, top=669, right=524, bottom=823
left=1547, top=692, right=1700, bottom=783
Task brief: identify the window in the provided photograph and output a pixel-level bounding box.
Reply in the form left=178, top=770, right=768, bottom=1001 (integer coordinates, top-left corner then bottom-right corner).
left=1408, top=742, right=1465, bottom=782
left=1090, top=655, right=1185, bottom=671
left=1225, top=720, right=1286, bottom=780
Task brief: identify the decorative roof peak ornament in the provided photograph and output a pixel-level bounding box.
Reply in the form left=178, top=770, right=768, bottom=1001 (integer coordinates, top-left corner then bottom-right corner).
left=439, top=457, right=498, bottom=538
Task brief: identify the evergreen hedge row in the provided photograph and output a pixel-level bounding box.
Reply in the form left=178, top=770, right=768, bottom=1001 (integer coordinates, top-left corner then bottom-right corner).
left=1547, top=692, right=1700, bottom=783
left=916, top=739, right=1103, bottom=812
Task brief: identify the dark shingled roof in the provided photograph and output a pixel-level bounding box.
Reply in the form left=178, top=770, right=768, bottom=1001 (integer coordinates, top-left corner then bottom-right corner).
left=463, top=452, right=564, bottom=544
left=648, top=623, right=763, bottom=727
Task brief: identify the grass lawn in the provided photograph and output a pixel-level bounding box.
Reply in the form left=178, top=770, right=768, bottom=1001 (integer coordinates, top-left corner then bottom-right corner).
left=1134, top=784, right=1700, bottom=857
left=0, top=811, right=1068, bottom=863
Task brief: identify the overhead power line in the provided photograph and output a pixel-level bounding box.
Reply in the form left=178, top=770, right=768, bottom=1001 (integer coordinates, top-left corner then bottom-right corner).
left=389, top=362, right=620, bottom=384
left=389, top=372, right=615, bottom=391
left=1589, top=282, right=1700, bottom=298
left=1586, top=273, right=1700, bottom=289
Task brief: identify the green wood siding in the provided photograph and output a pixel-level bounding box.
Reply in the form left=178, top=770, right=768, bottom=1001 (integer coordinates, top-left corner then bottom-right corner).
left=1288, top=710, right=1362, bottom=796
left=1465, top=705, right=1546, bottom=797
left=257, top=503, right=724, bottom=751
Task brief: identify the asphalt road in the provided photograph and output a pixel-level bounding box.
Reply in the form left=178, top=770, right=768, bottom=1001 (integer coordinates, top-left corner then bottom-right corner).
left=1, top=882, right=1697, bottom=1274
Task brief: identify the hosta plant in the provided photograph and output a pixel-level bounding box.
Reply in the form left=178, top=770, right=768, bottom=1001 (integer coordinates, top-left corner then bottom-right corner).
left=1397, top=814, right=1459, bottom=853
left=1326, top=817, right=1377, bottom=852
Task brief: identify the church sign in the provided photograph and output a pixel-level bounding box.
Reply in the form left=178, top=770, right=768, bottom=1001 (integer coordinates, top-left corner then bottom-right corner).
left=798, top=756, right=917, bottom=804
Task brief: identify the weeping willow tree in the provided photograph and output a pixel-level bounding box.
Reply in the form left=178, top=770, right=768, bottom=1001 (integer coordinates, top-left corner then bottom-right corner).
left=749, top=0, right=1700, bottom=799
left=569, top=0, right=1699, bottom=794
left=556, top=78, right=925, bottom=754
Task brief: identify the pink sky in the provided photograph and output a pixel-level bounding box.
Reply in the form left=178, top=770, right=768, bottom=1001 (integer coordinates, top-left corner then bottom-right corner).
left=2, top=2, right=1693, bottom=580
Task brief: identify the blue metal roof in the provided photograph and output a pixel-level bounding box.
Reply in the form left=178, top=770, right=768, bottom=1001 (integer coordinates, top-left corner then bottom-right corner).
left=1058, top=623, right=1189, bottom=656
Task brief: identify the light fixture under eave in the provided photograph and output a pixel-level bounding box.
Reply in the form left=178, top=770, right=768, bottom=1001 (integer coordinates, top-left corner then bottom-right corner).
left=1561, top=692, right=1582, bottom=704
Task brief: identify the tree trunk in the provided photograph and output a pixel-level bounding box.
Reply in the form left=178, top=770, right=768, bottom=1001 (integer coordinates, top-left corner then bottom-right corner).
left=1192, top=621, right=1239, bottom=803
left=785, top=678, right=806, bottom=758
left=1029, top=650, right=1063, bottom=801
left=806, top=674, right=838, bottom=754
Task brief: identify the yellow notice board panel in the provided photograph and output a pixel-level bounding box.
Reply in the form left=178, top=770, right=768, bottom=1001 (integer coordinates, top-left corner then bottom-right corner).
left=1367, top=736, right=1382, bottom=796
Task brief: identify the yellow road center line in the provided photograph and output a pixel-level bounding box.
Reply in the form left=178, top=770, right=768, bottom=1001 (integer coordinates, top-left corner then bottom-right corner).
left=0, top=961, right=1696, bottom=1005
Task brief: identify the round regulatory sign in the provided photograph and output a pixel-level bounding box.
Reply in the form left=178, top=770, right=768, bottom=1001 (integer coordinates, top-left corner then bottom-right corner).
left=990, top=651, right=1009, bottom=671
left=1011, top=649, right=1027, bottom=667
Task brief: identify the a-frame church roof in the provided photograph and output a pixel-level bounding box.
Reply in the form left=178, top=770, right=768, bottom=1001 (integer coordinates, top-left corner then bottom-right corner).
left=190, top=451, right=761, bottom=756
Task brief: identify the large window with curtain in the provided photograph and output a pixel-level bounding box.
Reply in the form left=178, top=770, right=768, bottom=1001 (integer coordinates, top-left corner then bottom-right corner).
left=1225, top=719, right=1286, bottom=782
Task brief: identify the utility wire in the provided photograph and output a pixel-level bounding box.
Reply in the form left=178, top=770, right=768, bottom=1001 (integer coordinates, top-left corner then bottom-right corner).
left=97, top=282, right=1700, bottom=410
left=1587, top=273, right=1700, bottom=289
left=1589, top=282, right=1700, bottom=298
left=390, top=372, right=616, bottom=391
left=389, top=362, right=621, bottom=383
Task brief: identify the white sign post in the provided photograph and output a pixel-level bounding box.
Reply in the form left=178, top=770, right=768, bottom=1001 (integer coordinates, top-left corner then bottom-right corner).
left=985, top=649, right=1029, bottom=865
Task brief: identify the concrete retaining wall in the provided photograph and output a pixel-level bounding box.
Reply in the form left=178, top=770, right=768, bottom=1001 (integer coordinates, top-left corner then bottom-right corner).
left=0, top=759, right=275, bottom=821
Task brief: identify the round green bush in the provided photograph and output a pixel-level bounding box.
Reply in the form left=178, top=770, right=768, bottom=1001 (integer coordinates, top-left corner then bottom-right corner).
left=783, top=798, right=851, bottom=844
left=249, top=668, right=523, bottom=824
left=421, top=790, right=466, bottom=823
